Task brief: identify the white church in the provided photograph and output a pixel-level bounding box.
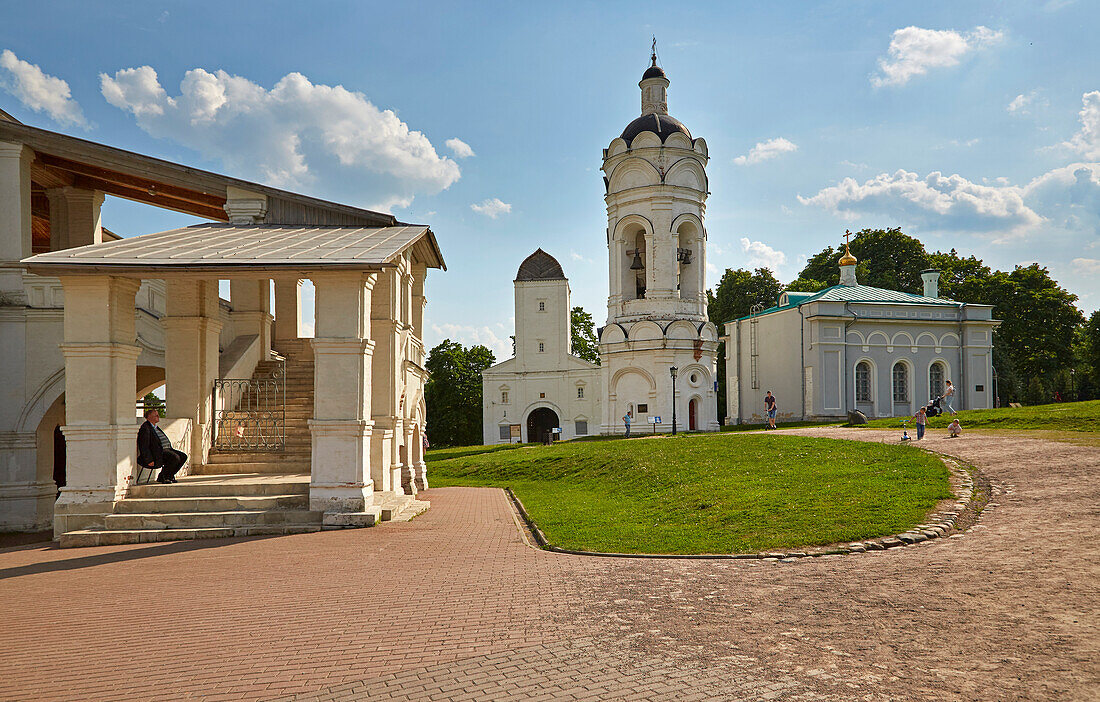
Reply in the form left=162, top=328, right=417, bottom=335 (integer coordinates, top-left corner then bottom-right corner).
left=482, top=54, right=721, bottom=443
left=723, top=242, right=1000, bottom=423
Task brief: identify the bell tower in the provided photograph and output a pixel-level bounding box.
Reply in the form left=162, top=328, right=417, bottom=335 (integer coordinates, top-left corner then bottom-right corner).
left=598, top=49, right=720, bottom=434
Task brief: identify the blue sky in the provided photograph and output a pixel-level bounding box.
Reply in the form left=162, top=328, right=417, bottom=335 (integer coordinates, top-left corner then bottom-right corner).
left=3, top=1, right=1098, bottom=360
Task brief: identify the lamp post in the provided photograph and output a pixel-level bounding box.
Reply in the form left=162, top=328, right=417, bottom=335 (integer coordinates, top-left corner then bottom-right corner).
left=670, top=366, right=678, bottom=435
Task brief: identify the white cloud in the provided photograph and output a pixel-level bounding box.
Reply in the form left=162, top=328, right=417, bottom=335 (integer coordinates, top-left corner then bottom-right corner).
left=445, top=137, right=475, bottom=158
left=733, top=137, right=798, bottom=165
left=871, top=26, right=1002, bottom=88
left=569, top=250, right=593, bottom=263
left=1062, top=91, right=1100, bottom=160
left=100, top=65, right=460, bottom=212
left=428, top=322, right=511, bottom=361
left=1022, top=162, right=1100, bottom=233
left=841, top=160, right=869, bottom=170
left=1007, top=91, right=1047, bottom=115
left=798, top=169, right=1042, bottom=234
left=0, top=49, right=87, bottom=127
left=1072, top=258, right=1100, bottom=275
left=739, top=237, right=787, bottom=272
left=470, top=197, right=511, bottom=218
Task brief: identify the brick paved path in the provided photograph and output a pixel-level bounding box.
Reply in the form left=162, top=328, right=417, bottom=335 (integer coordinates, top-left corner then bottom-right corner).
left=1, top=429, right=1097, bottom=701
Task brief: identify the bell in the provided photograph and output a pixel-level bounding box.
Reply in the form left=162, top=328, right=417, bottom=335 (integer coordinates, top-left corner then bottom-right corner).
left=629, top=252, right=644, bottom=270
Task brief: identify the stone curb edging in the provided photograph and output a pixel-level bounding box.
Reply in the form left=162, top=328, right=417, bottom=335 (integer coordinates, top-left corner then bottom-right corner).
left=503, top=456, right=978, bottom=561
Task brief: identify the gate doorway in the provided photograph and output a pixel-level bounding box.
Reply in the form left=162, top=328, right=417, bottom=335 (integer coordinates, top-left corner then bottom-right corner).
left=526, top=407, right=559, bottom=444
left=688, top=398, right=697, bottom=431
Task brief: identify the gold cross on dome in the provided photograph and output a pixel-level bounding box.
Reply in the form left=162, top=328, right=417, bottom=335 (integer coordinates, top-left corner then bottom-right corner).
left=844, top=229, right=852, bottom=247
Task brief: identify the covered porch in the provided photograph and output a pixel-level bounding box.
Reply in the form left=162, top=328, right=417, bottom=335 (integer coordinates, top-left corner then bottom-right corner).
left=23, top=223, right=443, bottom=545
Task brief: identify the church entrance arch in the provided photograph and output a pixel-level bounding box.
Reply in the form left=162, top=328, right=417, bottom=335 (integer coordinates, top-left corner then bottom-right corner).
left=688, top=398, right=698, bottom=431
left=526, top=407, right=560, bottom=444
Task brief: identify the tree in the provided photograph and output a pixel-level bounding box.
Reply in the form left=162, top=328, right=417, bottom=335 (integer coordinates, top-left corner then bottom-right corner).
left=424, top=340, right=495, bottom=447
left=570, top=306, right=600, bottom=365
left=795, top=228, right=929, bottom=292
left=141, top=392, right=165, bottom=413
left=707, top=268, right=783, bottom=424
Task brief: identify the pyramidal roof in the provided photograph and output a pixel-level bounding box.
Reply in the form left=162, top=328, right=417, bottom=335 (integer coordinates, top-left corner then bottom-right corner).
left=516, top=248, right=566, bottom=281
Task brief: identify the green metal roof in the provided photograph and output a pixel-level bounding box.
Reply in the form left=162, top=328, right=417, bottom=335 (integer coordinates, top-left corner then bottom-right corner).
left=729, top=284, right=960, bottom=324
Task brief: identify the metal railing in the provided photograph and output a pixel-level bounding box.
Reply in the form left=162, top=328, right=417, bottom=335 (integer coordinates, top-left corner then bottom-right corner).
left=213, top=362, right=286, bottom=451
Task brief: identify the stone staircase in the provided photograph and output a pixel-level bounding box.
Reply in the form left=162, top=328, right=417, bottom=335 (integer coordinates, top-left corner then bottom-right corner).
left=198, top=339, right=315, bottom=475
left=59, top=339, right=428, bottom=548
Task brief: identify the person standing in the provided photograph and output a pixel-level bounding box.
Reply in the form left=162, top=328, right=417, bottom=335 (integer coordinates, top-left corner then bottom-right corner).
left=137, top=409, right=187, bottom=483
left=943, top=380, right=957, bottom=416
left=914, top=406, right=927, bottom=440
left=623, top=410, right=632, bottom=438
left=764, top=391, right=777, bottom=429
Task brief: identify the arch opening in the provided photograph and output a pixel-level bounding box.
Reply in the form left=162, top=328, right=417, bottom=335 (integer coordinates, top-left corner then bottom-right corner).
left=526, top=407, right=560, bottom=444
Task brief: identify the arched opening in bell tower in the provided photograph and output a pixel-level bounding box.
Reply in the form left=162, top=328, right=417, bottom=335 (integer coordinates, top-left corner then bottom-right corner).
left=618, top=225, right=649, bottom=302
left=675, top=221, right=701, bottom=302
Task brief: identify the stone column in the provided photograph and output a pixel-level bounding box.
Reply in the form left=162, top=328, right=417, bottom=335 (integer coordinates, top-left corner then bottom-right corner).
left=55, top=275, right=141, bottom=537
left=163, top=279, right=222, bottom=465
left=370, top=268, right=402, bottom=495
left=309, top=271, right=378, bottom=525
left=46, top=187, right=104, bottom=250
left=413, top=422, right=429, bottom=491
left=411, top=264, right=426, bottom=340
left=0, top=142, right=37, bottom=530
left=273, top=277, right=302, bottom=341
left=0, top=141, right=31, bottom=300
left=647, top=197, right=676, bottom=299
left=230, top=278, right=272, bottom=358
left=401, top=421, right=417, bottom=494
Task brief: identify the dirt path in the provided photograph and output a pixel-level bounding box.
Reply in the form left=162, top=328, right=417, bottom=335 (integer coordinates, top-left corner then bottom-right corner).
left=0, top=428, right=1096, bottom=701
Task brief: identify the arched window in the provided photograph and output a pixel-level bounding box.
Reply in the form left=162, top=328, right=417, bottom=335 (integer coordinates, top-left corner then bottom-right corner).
left=929, top=362, right=945, bottom=398
left=855, top=361, right=872, bottom=402
left=892, top=362, right=909, bottom=403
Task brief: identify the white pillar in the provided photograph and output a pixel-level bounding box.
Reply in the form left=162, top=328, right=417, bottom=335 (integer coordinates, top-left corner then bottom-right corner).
left=273, top=277, right=302, bottom=341
left=230, top=278, right=272, bottom=358
left=47, top=187, right=104, bottom=250
left=413, top=422, right=428, bottom=490
left=309, top=272, right=378, bottom=525
left=0, top=141, right=31, bottom=300
left=648, top=198, right=675, bottom=299
left=0, top=142, right=38, bottom=530
left=55, top=276, right=141, bottom=537
left=401, top=421, right=417, bottom=494
left=370, top=268, right=402, bottom=495
left=411, top=264, right=426, bottom=340
left=164, top=279, right=222, bottom=464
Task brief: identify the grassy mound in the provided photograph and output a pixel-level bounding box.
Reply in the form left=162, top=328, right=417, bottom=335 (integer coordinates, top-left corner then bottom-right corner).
left=857, top=399, right=1100, bottom=433
left=428, top=433, right=951, bottom=555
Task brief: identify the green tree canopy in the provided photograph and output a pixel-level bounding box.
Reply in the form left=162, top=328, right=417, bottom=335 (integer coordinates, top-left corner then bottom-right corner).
left=706, top=267, right=784, bottom=328
left=570, top=306, right=600, bottom=364
left=796, top=228, right=929, bottom=292
left=425, top=340, right=495, bottom=447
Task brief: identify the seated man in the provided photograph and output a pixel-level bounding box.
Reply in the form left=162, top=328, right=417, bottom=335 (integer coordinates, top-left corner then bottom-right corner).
left=137, top=408, right=187, bottom=484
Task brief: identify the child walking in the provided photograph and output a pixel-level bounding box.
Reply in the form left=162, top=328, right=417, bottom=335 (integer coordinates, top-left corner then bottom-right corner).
left=914, top=406, right=927, bottom=440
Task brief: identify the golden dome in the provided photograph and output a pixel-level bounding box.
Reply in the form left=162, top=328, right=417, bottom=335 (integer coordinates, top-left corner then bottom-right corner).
left=838, top=243, right=857, bottom=266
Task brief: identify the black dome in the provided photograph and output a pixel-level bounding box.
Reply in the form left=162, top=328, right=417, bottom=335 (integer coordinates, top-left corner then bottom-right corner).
left=516, top=248, right=566, bottom=281
left=642, top=65, right=666, bottom=80
left=619, top=113, right=692, bottom=146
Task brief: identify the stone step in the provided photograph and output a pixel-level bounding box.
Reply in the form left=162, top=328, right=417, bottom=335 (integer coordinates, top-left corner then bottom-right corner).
left=59, top=524, right=321, bottom=548
left=206, top=449, right=310, bottom=460
left=104, top=509, right=322, bottom=530
left=192, top=461, right=310, bottom=475
left=115, top=494, right=307, bottom=513
left=129, top=476, right=308, bottom=498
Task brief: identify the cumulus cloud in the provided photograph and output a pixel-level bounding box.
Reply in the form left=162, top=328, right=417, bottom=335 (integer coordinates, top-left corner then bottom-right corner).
left=733, top=137, right=798, bottom=165
left=871, top=26, right=1002, bottom=88
left=470, top=197, right=511, bottom=218
left=1062, top=91, right=1100, bottom=159
left=0, top=49, right=87, bottom=127
left=445, top=137, right=475, bottom=159
left=739, top=237, right=787, bottom=272
left=1022, top=162, right=1100, bottom=232
left=99, top=65, right=460, bottom=212
left=1072, top=258, right=1100, bottom=275
left=798, top=169, right=1042, bottom=234
left=428, top=323, right=510, bottom=361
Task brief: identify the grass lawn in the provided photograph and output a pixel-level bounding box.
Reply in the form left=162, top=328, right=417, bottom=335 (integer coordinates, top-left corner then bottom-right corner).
left=428, top=433, right=952, bottom=555
left=857, top=399, right=1100, bottom=433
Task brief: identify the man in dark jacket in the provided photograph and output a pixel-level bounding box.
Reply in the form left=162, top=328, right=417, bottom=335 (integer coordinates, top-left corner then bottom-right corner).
left=137, top=409, right=187, bottom=484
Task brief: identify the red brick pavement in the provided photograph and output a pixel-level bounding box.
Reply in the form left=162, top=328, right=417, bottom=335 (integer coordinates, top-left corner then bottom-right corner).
left=1, top=429, right=1098, bottom=701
